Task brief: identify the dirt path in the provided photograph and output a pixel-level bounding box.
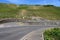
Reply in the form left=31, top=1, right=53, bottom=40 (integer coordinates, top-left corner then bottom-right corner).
left=16, top=9, right=27, bottom=19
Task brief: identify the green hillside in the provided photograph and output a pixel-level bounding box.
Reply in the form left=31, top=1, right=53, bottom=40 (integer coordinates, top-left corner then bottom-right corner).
left=0, top=3, right=60, bottom=20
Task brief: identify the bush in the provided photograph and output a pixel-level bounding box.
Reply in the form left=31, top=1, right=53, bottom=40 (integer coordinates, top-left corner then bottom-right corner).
left=44, top=28, right=60, bottom=40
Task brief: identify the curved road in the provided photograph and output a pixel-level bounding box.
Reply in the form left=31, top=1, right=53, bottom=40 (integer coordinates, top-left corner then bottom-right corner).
left=0, top=22, right=59, bottom=40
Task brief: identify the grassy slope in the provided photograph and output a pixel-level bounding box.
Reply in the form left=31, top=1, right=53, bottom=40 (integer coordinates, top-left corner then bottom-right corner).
left=0, top=3, right=18, bottom=18
left=0, top=3, right=60, bottom=20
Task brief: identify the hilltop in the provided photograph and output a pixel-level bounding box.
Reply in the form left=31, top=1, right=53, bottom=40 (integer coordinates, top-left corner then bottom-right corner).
left=0, top=3, right=60, bottom=20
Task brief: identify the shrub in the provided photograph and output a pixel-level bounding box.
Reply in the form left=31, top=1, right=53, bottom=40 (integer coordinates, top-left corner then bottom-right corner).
left=44, top=28, right=60, bottom=40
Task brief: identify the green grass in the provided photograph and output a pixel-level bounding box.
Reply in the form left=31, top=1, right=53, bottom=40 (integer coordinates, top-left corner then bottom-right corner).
left=44, top=28, right=60, bottom=40
left=0, top=3, right=60, bottom=20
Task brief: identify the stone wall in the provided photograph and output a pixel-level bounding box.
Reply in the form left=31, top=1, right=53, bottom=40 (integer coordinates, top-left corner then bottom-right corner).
left=0, top=18, right=60, bottom=26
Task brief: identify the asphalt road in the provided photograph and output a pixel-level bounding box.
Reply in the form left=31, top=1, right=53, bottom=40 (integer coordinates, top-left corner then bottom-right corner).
left=0, top=22, right=59, bottom=40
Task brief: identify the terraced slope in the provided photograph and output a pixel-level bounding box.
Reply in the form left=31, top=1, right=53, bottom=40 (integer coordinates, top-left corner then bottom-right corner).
left=0, top=3, right=60, bottom=20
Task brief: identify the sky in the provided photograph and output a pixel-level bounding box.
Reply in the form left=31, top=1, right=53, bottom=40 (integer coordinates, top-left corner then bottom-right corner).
left=0, top=0, right=60, bottom=6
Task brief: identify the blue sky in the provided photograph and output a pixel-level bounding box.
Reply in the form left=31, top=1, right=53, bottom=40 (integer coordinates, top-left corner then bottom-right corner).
left=0, top=0, right=60, bottom=6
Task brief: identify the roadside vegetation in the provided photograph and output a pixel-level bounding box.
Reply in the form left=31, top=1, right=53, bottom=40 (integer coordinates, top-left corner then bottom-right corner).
left=44, top=28, right=60, bottom=40
left=0, top=3, right=60, bottom=20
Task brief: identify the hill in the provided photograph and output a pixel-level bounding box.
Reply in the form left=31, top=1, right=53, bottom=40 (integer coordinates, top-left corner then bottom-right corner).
left=0, top=3, right=60, bottom=20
